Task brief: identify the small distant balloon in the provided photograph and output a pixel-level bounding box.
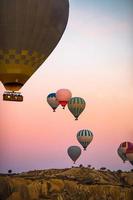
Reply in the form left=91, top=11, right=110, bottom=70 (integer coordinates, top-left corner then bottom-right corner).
left=68, top=97, right=86, bottom=120
left=47, top=93, right=59, bottom=112
left=56, top=89, right=72, bottom=109
left=117, top=142, right=133, bottom=165
left=77, top=129, right=93, bottom=150
left=119, top=142, right=133, bottom=153
left=67, top=146, right=81, bottom=164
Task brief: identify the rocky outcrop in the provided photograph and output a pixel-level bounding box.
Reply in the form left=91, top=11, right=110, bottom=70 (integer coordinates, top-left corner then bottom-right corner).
left=0, top=168, right=133, bottom=200
left=121, top=173, right=133, bottom=186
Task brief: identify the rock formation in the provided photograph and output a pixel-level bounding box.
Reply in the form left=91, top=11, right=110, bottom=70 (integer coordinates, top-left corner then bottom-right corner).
left=0, top=168, right=133, bottom=200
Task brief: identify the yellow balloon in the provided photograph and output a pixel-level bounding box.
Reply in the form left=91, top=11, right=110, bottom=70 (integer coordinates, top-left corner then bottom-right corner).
left=0, top=0, right=69, bottom=100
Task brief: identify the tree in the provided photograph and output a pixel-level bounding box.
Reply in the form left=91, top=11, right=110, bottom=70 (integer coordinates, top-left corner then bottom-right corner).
left=79, top=164, right=83, bottom=168
left=8, top=169, right=12, bottom=175
left=100, top=167, right=106, bottom=171
left=117, top=169, right=122, bottom=173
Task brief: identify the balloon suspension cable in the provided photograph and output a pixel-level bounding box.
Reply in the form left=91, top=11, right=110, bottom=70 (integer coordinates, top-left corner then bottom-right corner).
left=75, top=118, right=78, bottom=120
left=53, top=109, right=56, bottom=112
left=73, top=161, right=76, bottom=164
left=84, top=148, right=86, bottom=151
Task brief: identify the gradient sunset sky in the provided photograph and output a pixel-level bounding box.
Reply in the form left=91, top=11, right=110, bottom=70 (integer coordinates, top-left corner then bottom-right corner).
left=0, top=0, right=133, bottom=173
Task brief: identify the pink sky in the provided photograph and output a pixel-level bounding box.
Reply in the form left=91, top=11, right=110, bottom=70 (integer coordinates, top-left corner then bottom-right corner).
left=0, top=0, right=133, bottom=173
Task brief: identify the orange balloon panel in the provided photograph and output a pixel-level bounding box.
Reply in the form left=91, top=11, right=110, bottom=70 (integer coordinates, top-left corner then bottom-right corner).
left=56, top=89, right=72, bottom=102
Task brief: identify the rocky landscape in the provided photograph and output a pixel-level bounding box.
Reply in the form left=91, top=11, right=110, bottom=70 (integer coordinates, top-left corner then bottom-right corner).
left=0, top=167, right=133, bottom=200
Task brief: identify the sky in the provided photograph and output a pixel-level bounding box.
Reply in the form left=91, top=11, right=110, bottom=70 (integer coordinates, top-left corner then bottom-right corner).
left=0, top=0, right=133, bottom=173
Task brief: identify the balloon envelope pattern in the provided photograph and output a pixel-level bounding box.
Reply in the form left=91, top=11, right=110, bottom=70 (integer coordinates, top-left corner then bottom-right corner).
left=120, top=142, right=133, bottom=153
left=56, top=89, right=72, bottom=108
left=67, top=146, right=81, bottom=164
left=77, top=129, right=93, bottom=150
left=68, top=97, right=86, bottom=120
left=47, top=93, right=59, bottom=112
left=0, top=0, right=69, bottom=91
left=117, top=146, right=128, bottom=162
left=126, top=148, right=133, bottom=166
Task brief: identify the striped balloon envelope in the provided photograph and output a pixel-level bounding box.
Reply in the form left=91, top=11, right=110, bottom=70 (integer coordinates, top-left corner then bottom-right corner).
left=67, top=97, right=86, bottom=120
left=47, top=93, right=59, bottom=112
left=77, top=129, right=93, bottom=150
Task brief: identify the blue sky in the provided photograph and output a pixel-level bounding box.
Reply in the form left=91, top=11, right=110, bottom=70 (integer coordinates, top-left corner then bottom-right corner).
left=72, top=0, right=133, bottom=13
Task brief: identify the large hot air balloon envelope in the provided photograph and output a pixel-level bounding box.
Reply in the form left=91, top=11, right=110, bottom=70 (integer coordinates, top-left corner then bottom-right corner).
left=117, top=146, right=128, bottom=163
left=0, top=0, right=69, bottom=101
left=47, top=93, right=59, bottom=112
left=68, top=97, right=86, bottom=120
left=67, top=146, right=81, bottom=164
left=56, top=89, right=72, bottom=108
left=77, top=129, right=93, bottom=150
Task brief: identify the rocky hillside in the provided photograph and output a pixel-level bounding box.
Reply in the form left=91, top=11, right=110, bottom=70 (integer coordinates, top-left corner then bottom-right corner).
left=0, top=167, right=133, bottom=200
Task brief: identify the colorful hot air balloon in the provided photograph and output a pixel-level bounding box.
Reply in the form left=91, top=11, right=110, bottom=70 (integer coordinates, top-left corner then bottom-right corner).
left=56, top=89, right=72, bottom=109
left=119, top=142, right=133, bottom=153
left=68, top=97, right=86, bottom=120
left=67, top=146, right=81, bottom=164
left=0, top=0, right=69, bottom=101
left=77, top=129, right=93, bottom=150
left=126, top=147, right=133, bottom=166
left=117, top=146, right=128, bottom=163
left=47, top=93, right=59, bottom=112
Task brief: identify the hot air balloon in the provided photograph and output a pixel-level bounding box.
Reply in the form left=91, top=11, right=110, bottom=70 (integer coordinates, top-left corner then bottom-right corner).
left=77, top=129, right=93, bottom=150
left=56, top=89, right=72, bottom=109
left=126, top=147, right=133, bottom=166
left=119, top=142, right=133, bottom=154
left=67, top=146, right=81, bottom=164
left=47, top=93, right=59, bottom=112
left=0, top=0, right=69, bottom=101
left=117, top=146, right=128, bottom=163
left=68, top=97, right=86, bottom=120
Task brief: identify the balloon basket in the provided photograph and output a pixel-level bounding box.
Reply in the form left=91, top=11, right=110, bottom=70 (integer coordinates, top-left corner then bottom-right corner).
left=3, top=91, right=23, bottom=102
